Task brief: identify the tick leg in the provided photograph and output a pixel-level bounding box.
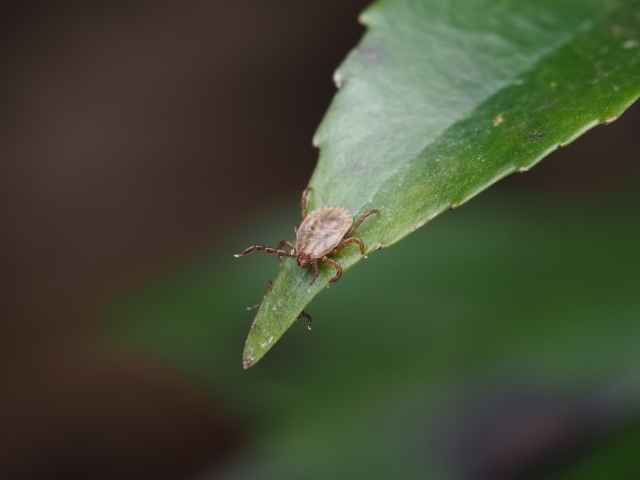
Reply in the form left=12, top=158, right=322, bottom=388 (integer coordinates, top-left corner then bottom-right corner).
left=331, top=236, right=365, bottom=256
left=321, top=256, right=343, bottom=284
left=277, top=240, right=295, bottom=265
left=301, top=187, right=314, bottom=220
left=309, top=260, right=320, bottom=285
left=277, top=240, right=294, bottom=250
left=297, top=311, right=313, bottom=330
left=346, top=209, right=380, bottom=237
left=293, top=225, right=298, bottom=236
left=235, top=245, right=296, bottom=259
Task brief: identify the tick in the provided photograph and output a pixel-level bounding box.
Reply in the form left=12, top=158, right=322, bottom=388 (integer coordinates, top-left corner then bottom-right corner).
left=235, top=187, right=379, bottom=285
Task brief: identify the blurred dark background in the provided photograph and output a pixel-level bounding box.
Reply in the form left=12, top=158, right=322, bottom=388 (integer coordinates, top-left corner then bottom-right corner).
left=0, top=1, right=368, bottom=477
left=1, top=1, right=639, bottom=479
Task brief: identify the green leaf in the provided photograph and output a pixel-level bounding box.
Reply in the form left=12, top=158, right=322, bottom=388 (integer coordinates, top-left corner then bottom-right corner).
left=243, top=0, right=640, bottom=367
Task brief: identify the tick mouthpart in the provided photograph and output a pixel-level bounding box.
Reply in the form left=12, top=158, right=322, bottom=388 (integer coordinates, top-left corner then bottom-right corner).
left=297, top=256, right=310, bottom=268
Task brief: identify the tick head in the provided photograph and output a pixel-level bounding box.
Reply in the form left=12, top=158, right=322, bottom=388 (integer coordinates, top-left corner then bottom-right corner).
left=297, top=253, right=310, bottom=268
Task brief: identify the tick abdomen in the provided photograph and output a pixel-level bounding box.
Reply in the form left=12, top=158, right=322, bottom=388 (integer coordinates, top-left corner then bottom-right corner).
left=296, top=206, right=352, bottom=258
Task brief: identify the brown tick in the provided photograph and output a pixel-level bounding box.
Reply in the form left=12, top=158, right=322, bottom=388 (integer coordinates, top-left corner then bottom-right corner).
left=235, top=188, right=379, bottom=285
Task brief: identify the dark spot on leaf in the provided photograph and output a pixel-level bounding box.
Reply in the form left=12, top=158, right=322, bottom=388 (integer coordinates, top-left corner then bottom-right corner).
left=350, top=160, right=366, bottom=173
left=529, top=131, right=545, bottom=141
left=363, top=47, right=382, bottom=63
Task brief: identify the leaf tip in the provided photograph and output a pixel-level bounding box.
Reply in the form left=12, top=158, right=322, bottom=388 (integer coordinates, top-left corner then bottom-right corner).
left=242, top=357, right=253, bottom=370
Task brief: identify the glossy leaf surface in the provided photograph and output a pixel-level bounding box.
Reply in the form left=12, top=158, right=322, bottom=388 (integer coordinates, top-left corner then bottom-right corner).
left=243, top=0, right=640, bottom=366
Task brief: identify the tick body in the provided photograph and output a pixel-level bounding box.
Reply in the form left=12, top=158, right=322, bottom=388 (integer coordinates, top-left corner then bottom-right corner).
left=235, top=188, right=379, bottom=285
left=296, top=206, right=352, bottom=259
